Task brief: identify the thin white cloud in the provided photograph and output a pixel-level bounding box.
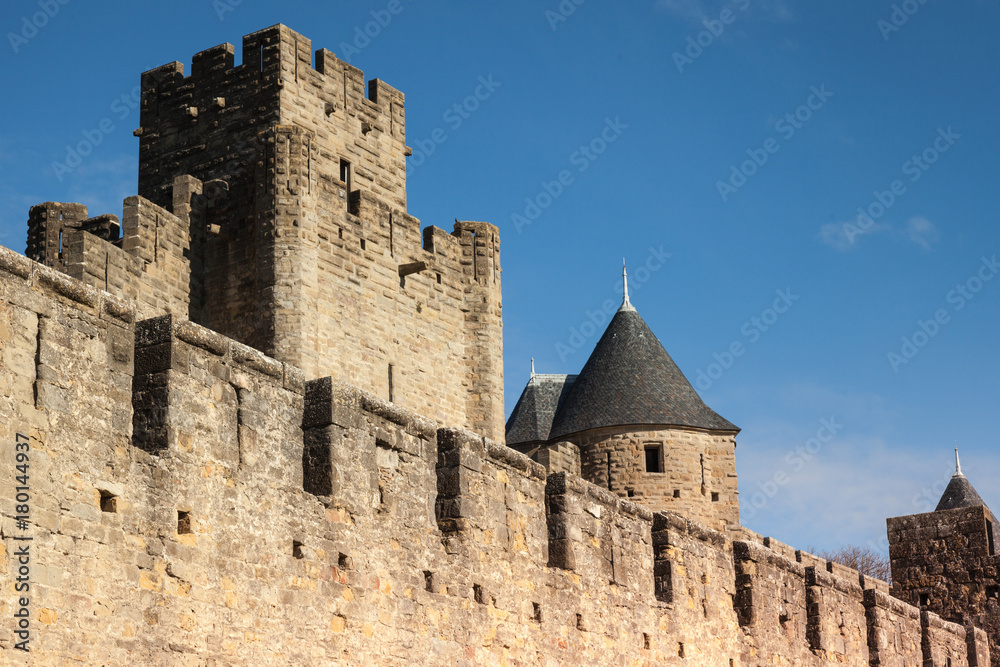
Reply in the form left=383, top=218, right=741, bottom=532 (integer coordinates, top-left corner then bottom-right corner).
left=902, top=216, right=938, bottom=250
left=655, top=0, right=793, bottom=22
left=818, top=216, right=939, bottom=251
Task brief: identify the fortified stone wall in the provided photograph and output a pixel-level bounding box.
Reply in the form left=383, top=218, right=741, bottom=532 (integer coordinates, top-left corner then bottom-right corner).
left=0, top=245, right=988, bottom=665
left=575, top=425, right=739, bottom=532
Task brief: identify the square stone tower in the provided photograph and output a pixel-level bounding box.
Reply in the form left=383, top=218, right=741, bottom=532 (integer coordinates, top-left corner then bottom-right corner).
left=28, top=25, right=505, bottom=440
left=888, top=463, right=1000, bottom=664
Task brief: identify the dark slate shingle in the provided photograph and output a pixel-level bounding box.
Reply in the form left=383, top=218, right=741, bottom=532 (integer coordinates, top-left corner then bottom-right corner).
left=936, top=474, right=990, bottom=512
left=548, top=308, right=738, bottom=439
left=505, top=374, right=577, bottom=446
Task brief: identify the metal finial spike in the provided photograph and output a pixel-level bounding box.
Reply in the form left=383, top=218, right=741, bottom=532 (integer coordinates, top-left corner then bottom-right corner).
left=530, top=357, right=535, bottom=378
left=620, top=259, right=634, bottom=311
left=955, top=445, right=963, bottom=476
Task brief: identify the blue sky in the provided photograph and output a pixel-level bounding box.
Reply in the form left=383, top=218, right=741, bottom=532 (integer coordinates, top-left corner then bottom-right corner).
left=1, top=0, right=998, bottom=555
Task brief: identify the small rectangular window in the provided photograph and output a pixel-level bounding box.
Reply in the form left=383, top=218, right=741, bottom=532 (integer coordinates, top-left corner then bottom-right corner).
left=645, top=446, right=662, bottom=473
left=988, top=521, right=995, bottom=556
left=99, top=490, right=118, bottom=513
left=177, top=510, right=192, bottom=535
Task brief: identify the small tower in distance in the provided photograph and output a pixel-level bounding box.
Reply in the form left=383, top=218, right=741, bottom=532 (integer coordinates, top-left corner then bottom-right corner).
left=887, top=449, right=1000, bottom=662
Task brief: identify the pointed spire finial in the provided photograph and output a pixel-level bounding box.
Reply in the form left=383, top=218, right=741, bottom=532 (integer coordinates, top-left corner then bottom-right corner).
left=530, top=357, right=536, bottom=378
left=955, top=445, right=963, bottom=477
left=620, top=258, right=635, bottom=311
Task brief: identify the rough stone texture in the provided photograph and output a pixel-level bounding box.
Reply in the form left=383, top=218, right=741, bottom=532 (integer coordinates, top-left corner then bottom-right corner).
left=889, top=504, right=1000, bottom=665
left=575, top=426, right=739, bottom=532
left=1, top=251, right=989, bottom=664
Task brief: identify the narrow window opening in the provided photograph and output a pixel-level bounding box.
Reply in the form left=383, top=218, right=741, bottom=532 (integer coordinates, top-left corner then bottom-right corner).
left=473, top=584, right=485, bottom=605
left=424, top=570, right=434, bottom=593
left=338, top=553, right=352, bottom=570
left=678, top=642, right=685, bottom=658
left=576, top=613, right=584, bottom=631
left=988, top=521, right=995, bottom=556
left=919, top=593, right=929, bottom=606
left=987, top=586, right=998, bottom=601
left=645, top=446, right=662, bottom=473
left=532, top=602, right=542, bottom=623
left=712, top=492, right=720, bottom=502
left=340, top=159, right=352, bottom=191
left=643, top=633, right=651, bottom=650
left=338, top=227, right=343, bottom=239
left=627, top=489, right=635, bottom=498
left=360, top=238, right=366, bottom=251
left=606, top=452, right=612, bottom=490
left=58, top=230, right=63, bottom=260
left=673, top=489, right=681, bottom=499
left=436, top=272, right=442, bottom=284
left=292, top=541, right=304, bottom=559
left=389, top=212, right=394, bottom=257
left=258, top=43, right=264, bottom=73
left=99, top=490, right=118, bottom=513
left=387, top=364, right=394, bottom=403
left=177, top=510, right=192, bottom=535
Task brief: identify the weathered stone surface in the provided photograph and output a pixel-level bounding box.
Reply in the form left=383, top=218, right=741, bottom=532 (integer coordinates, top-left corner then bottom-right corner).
left=0, top=258, right=989, bottom=664
left=0, top=22, right=993, bottom=667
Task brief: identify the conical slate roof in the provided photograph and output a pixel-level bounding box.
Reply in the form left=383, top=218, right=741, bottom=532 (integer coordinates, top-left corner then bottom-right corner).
left=548, top=307, right=738, bottom=439
left=505, top=374, right=577, bottom=445
left=936, top=473, right=989, bottom=512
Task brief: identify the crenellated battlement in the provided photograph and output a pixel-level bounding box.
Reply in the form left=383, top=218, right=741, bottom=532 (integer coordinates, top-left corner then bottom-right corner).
left=0, top=244, right=989, bottom=664
left=138, top=25, right=407, bottom=212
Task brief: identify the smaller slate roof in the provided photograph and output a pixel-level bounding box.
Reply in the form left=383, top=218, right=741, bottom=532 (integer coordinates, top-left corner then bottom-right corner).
left=936, top=473, right=989, bottom=512
left=505, top=374, right=577, bottom=446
